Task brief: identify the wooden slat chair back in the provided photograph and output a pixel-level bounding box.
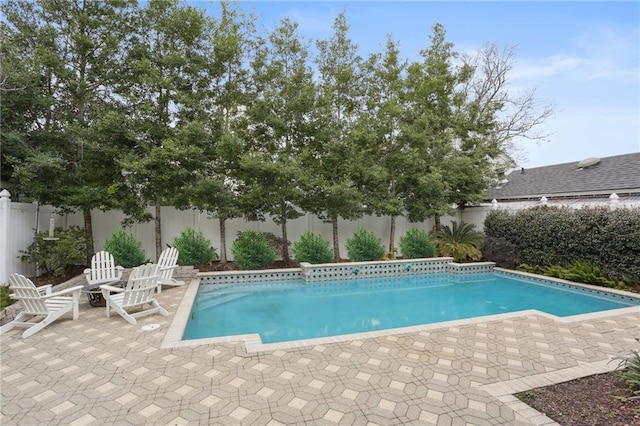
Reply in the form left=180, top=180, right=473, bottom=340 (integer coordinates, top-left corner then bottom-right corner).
left=0, top=274, right=83, bottom=338
left=100, top=263, right=168, bottom=325
left=9, top=274, right=49, bottom=315
left=84, top=251, right=124, bottom=286
left=156, top=247, right=184, bottom=293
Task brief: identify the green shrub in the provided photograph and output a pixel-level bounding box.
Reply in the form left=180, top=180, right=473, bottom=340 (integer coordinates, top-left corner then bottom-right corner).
left=20, top=226, right=86, bottom=277
left=104, top=228, right=146, bottom=268
left=399, top=227, right=436, bottom=259
left=433, top=221, right=483, bottom=262
left=482, top=237, right=521, bottom=269
left=346, top=228, right=385, bottom=262
left=1, top=286, right=14, bottom=309
left=232, top=229, right=277, bottom=270
left=485, top=206, right=640, bottom=282
left=292, top=231, right=333, bottom=264
left=517, top=261, right=624, bottom=289
left=617, top=339, right=640, bottom=400
left=561, top=260, right=623, bottom=288
left=173, top=228, right=217, bottom=265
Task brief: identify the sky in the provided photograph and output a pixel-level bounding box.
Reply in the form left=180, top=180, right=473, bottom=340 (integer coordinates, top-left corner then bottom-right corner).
left=198, top=1, right=640, bottom=169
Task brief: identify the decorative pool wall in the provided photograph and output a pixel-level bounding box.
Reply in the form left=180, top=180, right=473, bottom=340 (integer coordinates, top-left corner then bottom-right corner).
left=197, top=258, right=497, bottom=286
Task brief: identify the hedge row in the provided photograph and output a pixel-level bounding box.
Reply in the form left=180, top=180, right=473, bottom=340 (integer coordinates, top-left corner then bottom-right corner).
left=483, top=206, right=640, bottom=282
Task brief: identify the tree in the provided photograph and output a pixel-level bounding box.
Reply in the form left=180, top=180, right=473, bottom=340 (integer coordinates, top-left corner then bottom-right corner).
left=181, top=2, right=256, bottom=264
left=117, top=0, right=210, bottom=260
left=355, top=35, right=408, bottom=254
left=422, top=42, right=553, bottom=214
left=400, top=24, right=471, bottom=227
left=243, top=18, right=316, bottom=263
left=0, top=1, right=49, bottom=186
left=1, top=0, right=135, bottom=261
left=303, top=11, right=365, bottom=262
left=460, top=44, right=553, bottom=163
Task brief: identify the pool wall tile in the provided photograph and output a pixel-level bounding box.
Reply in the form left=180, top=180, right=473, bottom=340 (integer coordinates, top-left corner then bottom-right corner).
left=495, top=267, right=640, bottom=304
left=196, top=258, right=500, bottom=287
left=448, top=262, right=496, bottom=274
left=299, top=258, right=457, bottom=282
left=198, top=268, right=302, bottom=285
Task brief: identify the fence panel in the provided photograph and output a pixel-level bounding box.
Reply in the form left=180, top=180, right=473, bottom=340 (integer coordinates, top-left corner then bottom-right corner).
left=3, top=201, right=77, bottom=282
left=4, top=201, right=450, bottom=279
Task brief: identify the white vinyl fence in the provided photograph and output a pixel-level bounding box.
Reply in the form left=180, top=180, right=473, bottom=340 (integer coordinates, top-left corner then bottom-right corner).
left=3, top=186, right=631, bottom=285
left=3, top=189, right=495, bottom=284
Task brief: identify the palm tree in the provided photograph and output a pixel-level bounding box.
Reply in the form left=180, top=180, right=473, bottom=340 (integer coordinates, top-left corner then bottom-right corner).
left=433, top=221, right=484, bottom=262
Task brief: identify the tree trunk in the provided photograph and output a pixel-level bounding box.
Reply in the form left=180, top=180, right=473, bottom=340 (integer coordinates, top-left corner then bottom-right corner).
left=83, top=208, right=94, bottom=264
left=281, top=220, right=290, bottom=265
left=155, top=195, right=162, bottom=261
left=434, top=214, right=441, bottom=233
left=219, top=218, right=227, bottom=264
left=388, top=215, right=396, bottom=255
left=332, top=216, right=340, bottom=262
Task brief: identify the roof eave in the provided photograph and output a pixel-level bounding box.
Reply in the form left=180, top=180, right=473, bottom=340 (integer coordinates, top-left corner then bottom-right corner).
left=485, top=188, right=640, bottom=202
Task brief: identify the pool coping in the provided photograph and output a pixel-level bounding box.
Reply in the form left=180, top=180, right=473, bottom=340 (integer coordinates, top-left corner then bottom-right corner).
left=161, top=264, right=640, bottom=353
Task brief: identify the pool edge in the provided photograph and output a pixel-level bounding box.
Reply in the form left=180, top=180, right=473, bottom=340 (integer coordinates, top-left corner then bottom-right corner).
left=162, top=268, right=640, bottom=353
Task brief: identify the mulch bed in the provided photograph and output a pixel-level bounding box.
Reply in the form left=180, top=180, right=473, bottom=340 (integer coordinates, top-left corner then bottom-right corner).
left=197, top=259, right=303, bottom=272
left=29, top=265, right=87, bottom=287
left=517, top=371, right=640, bottom=426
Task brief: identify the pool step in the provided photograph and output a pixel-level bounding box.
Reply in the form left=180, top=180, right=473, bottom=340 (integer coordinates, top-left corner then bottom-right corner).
left=196, top=293, right=249, bottom=310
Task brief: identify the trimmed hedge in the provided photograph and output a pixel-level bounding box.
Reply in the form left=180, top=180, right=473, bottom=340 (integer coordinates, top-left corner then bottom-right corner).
left=292, top=231, right=334, bottom=264
left=105, top=228, right=147, bottom=268
left=346, top=228, right=386, bottom=262
left=484, top=206, right=640, bottom=282
left=232, top=229, right=277, bottom=270
left=399, top=227, right=436, bottom=259
left=173, top=227, right=217, bottom=265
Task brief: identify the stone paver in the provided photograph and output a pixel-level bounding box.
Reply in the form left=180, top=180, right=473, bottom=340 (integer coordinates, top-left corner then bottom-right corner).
left=1, top=279, right=639, bottom=425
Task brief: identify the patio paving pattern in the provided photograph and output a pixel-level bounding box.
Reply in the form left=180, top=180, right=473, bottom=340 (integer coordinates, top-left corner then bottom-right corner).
left=1, top=279, right=639, bottom=425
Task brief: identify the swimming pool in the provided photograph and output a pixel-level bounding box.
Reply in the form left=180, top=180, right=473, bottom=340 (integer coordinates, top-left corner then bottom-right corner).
left=182, top=271, right=640, bottom=345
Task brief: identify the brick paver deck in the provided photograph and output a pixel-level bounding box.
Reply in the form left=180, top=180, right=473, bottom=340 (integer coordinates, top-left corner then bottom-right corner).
left=1, top=279, right=639, bottom=425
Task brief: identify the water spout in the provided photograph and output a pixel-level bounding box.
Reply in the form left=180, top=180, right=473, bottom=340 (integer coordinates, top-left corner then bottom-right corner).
left=405, top=263, right=412, bottom=272
left=351, top=268, right=359, bottom=275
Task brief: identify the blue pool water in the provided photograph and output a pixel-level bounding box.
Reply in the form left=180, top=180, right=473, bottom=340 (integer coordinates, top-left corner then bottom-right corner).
left=183, top=272, right=639, bottom=343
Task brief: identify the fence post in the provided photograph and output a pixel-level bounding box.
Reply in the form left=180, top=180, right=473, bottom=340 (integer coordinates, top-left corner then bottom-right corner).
left=609, top=193, right=620, bottom=209
left=0, top=189, right=11, bottom=286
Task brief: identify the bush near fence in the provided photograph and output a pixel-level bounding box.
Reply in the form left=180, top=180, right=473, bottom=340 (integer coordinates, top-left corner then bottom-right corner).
left=483, top=206, right=640, bottom=282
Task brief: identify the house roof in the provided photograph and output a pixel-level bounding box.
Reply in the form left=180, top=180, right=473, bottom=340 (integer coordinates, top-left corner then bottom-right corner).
left=485, top=152, right=640, bottom=201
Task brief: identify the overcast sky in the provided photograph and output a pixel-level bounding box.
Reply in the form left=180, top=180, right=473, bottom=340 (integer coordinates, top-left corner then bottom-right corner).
left=199, top=1, right=639, bottom=169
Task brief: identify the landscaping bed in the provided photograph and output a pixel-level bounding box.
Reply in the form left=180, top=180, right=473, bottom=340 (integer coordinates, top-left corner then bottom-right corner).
left=518, top=371, right=639, bottom=426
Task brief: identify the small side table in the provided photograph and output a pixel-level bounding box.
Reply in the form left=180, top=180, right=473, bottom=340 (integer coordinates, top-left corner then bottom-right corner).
left=81, top=280, right=125, bottom=307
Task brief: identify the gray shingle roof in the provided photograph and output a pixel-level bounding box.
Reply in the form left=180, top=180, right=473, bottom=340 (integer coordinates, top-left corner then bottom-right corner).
left=485, top=153, right=640, bottom=201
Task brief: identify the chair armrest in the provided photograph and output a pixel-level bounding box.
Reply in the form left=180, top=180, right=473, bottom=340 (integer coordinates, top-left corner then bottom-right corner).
left=37, top=284, right=53, bottom=295
left=99, top=284, right=124, bottom=293
left=44, top=285, right=84, bottom=298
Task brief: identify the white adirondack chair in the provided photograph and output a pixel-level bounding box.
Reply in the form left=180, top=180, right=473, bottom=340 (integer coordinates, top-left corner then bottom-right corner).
left=100, top=263, right=168, bottom=325
left=0, top=274, right=83, bottom=338
left=84, top=251, right=124, bottom=286
left=156, top=246, right=185, bottom=293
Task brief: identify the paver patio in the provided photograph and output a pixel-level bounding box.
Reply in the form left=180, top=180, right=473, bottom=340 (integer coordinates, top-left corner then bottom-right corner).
left=1, top=279, right=639, bottom=425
